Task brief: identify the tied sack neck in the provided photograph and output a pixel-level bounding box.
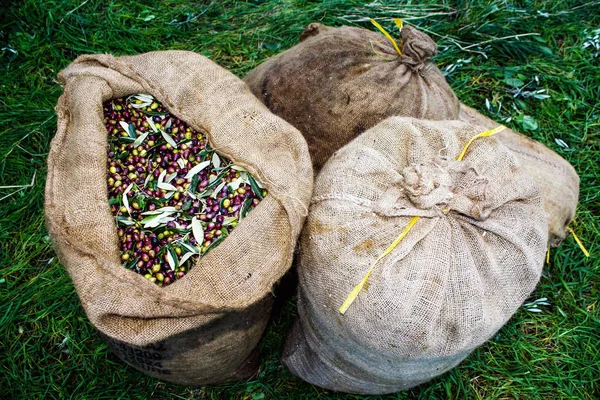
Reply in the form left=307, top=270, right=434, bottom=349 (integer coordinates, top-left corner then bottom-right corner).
left=375, top=158, right=493, bottom=221
left=370, top=20, right=437, bottom=71
left=398, top=25, right=437, bottom=71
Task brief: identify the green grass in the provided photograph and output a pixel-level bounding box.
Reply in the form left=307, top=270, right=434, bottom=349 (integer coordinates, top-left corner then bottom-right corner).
left=1, top=0, right=599, bottom=398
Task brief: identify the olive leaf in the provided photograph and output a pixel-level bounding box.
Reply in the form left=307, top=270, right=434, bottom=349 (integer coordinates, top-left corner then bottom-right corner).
left=145, top=116, right=159, bottom=132
left=179, top=251, right=196, bottom=266
left=212, top=152, right=221, bottom=169
left=191, top=216, right=204, bottom=246
left=116, top=216, right=136, bottom=226
left=166, top=248, right=177, bottom=271
left=122, top=183, right=134, bottom=213
left=211, top=181, right=227, bottom=199
left=132, top=131, right=149, bottom=148
left=161, top=130, right=178, bottom=148
left=184, top=160, right=210, bottom=180
left=157, top=182, right=177, bottom=191
left=248, top=175, right=263, bottom=199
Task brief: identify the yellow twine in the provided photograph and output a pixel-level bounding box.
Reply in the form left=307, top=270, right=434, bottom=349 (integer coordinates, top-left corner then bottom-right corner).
left=546, top=248, right=550, bottom=264
left=566, top=227, right=590, bottom=257
left=370, top=18, right=402, bottom=56
left=339, top=216, right=419, bottom=314
left=456, top=125, right=506, bottom=161
left=394, top=18, right=403, bottom=31
left=339, top=126, right=506, bottom=315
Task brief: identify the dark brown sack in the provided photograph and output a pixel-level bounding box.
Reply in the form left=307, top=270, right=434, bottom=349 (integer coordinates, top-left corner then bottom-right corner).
left=45, top=51, right=313, bottom=385
left=459, top=103, right=579, bottom=247
left=245, top=22, right=460, bottom=170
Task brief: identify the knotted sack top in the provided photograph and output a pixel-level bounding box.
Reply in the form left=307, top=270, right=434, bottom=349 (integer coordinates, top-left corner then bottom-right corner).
left=299, top=117, right=547, bottom=369
left=371, top=157, right=495, bottom=220
left=45, top=51, right=313, bottom=345
left=301, top=22, right=438, bottom=70
left=245, top=22, right=460, bottom=170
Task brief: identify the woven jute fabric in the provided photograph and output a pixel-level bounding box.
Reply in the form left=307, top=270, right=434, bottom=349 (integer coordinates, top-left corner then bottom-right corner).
left=45, top=51, right=313, bottom=385
left=459, top=103, right=579, bottom=247
left=244, top=23, right=460, bottom=171
left=283, top=117, right=548, bottom=394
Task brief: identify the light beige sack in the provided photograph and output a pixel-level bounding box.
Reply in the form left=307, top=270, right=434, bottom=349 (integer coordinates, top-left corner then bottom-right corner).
left=459, top=103, right=579, bottom=247
left=283, top=117, right=547, bottom=394
left=45, top=51, right=313, bottom=385
left=245, top=22, right=460, bottom=170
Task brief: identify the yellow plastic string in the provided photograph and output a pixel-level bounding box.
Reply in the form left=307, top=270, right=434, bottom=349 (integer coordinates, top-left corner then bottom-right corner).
left=339, top=126, right=506, bottom=315
left=394, top=18, right=403, bottom=31
left=566, top=227, right=590, bottom=257
left=456, top=125, right=506, bottom=161
left=546, top=248, right=551, bottom=264
left=339, top=216, right=419, bottom=314
left=370, top=19, right=402, bottom=56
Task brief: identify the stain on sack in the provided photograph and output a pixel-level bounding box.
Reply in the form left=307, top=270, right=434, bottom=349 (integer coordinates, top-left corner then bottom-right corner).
left=353, top=239, right=375, bottom=254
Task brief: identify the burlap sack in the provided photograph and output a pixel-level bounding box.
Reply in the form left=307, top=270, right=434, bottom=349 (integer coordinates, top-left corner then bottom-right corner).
left=459, top=103, right=579, bottom=247
left=283, top=117, right=548, bottom=394
left=45, top=51, right=313, bottom=385
left=244, top=22, right=460, bottom=170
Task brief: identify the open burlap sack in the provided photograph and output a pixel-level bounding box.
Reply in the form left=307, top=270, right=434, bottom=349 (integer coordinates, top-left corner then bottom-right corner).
left=459, top=103, right=579, bottom=247
left=245, top=22, right=460, bottom=170
left=283, top=117, right=548, bottom=394
left=45, top=51, right=313, bottom=385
